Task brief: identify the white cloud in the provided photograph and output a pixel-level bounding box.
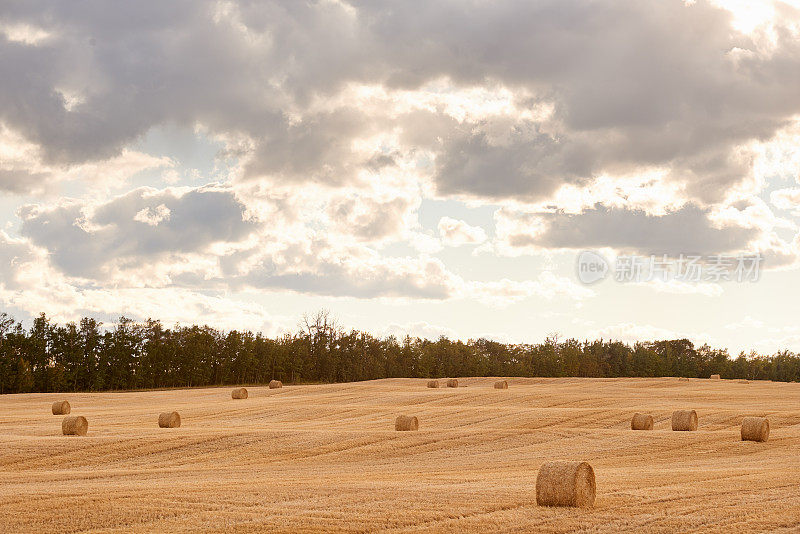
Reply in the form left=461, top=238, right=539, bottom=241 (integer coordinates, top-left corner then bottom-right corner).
left=438, top=216, right=487, bottom=246
left=0, top=23, right=52, bottom=45
left=770, top=188, right=800, bottom=214
left=463, top=271, right=594, bottom=307
left=587, top=322, right=717, bottom=347
left=133, top=204, right=171, bottom=226
left=381, top=321, right=458, bottom=340
left=750, top=333, right=800, bottom=354
left=632, top=278, right=724, bottom=297
left=725, top=315, right=765, bottom=330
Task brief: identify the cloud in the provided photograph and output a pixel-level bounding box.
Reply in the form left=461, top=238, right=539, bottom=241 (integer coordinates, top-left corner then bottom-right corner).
left=0, top=22, right=52, bottom=45
left=496, top=204, right=758, bottom=256
left=0, top=282, right=282, bottom=335
left=0, top=231, right=39, bottom=290
left=750, top=332, right=800, bottom=354
left=0, top=169, right=51, bottom=194
left=19, top=184, right=259, bottom=278
left=770, top=188, right=800, bottom=215
left=133, top=204, right=171, bottom=226
left=631, top=278, right=724, bottom=297
left=438, top=216, right=487, bottom=246
left=328, top=194, right=414, bottom=242
left=0, top=229, right=284, bottom=333
left=464, top=271, right=594, bottom=307
left=724, top=315, right=765, bottom=330
left=1, top=0, right=800, bottom=207
left=2, top=0, right=800, bottom=343
left=587, top=322, right=716, bottom=347
left=0, top=125, right=173, bottom=194
left=235, top=242, right=456, bottom=300
left=381, top=321, right=458, bottom=340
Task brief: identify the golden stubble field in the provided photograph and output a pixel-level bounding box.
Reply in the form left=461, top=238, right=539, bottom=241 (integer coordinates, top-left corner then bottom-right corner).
left=2, top=377, right=800, bottom=533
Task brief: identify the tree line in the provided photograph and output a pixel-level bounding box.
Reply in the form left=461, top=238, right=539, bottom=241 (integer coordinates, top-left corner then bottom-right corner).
left=1, top=310, right=798, bottom=394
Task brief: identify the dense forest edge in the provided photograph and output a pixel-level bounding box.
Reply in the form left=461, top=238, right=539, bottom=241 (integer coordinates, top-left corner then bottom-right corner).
left=1, top=310, right=799, bottom=394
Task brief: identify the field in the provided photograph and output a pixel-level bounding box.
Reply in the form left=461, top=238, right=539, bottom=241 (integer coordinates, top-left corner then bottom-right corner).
left=2, top=377, right=800, bottom=533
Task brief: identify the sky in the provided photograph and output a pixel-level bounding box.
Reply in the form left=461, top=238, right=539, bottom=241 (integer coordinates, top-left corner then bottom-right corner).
left=1, top=0, right=800, bottom=355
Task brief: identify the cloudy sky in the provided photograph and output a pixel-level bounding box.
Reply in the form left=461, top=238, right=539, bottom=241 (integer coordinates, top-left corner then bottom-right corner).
left=2, top=0, right=800, bottom=354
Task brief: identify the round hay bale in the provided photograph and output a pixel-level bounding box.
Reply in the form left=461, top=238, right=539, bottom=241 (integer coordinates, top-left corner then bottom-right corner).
left=535, top=461, right=596, bottom=508
left=494, top=380, right=508, bottom=389
left=268, top=380, right=283, bottom=389
left=741, top=417, right=769, bottom=442
left=231, top=387, right=248, bottom=399
left=395, top=415, right=419, bottom=431
left=62, top=416, right=88, bottom=436
left=158, top=411, right=181, bottom=428
left=671, top=410, right=698, bottom=431
left=631, top=413, right=654, bottom=430
left=427, top=380, right=440, bottom=388
left=446, top=378, right=458, bottom=388
left=51, top=400, right=71, bottom=415
left=710, top=374, right=721, bottom=380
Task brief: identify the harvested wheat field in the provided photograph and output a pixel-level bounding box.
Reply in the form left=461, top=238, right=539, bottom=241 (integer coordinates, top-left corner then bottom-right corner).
left=2, top=377, right=800, bottom=533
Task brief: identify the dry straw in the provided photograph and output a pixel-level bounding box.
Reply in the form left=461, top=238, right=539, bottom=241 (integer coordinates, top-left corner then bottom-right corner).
left=51, top=400, right=70, bottom=415
left=741, top=417, right=769, bottom=442
left=536, top=461, right=596, bottom=508
left=62, top=416, right=88, bottom=436
left=158, top=412, right=181, bottom=428
left=269, top=380, right=282, bottom=389
left=427, top=380, right=440, bottom=388
left=446, top=378, right=459, bottom=388
left=671, top=410, right=698, bottom=431
left=395, top=415, right=419, bottom=431
left=231, top=387, right=248, bottom=399
left=631, top=413, right=654, bottom=430
left=710, top=374, right=721, bottom=380
left=494, top=380, right=508, bottom=389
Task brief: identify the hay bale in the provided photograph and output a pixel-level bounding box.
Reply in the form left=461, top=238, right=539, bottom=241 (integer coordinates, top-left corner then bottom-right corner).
left=671, top=410, right=698, bottom=431
left=395, top=415, right=419, bottom=431
left=158, top=411, right=181, bottom=428
left=51, top=400, right=71, bottom=415
left=494, top=380, right=508, bottom=389
left=741, top=417, right=769, bottom=442
left=535, top=461, right=596, bottom=508
left=631, top=413, right=654, bottom=430
left=268, top=380, right=282, bottom=389
left=231, top=387, right=248, bottom=399
left=737, top=380, right=750, bottom=384
left=446, top=378, right=458, bottom=388
left=678, top=377, right=689, bottom=382
left=427, top=380, right=440, bottom=388
left=710, top=374, right=721, bottom=380
left=62, top=416, right=88, bottom=436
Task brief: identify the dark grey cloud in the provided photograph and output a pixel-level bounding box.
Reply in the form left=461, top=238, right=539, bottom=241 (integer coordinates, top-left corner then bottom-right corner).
left=434, top=120, right=594, bottom=199
left=2, top=0, right=800, bottom=202
left=18, top=185, right=259, bottom=278
left=0, top=169, right=51, bottom=194
left=504, top=204, right=759, bottom=256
